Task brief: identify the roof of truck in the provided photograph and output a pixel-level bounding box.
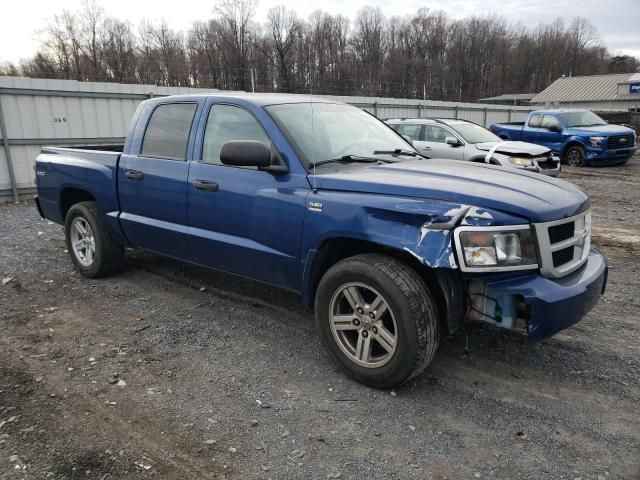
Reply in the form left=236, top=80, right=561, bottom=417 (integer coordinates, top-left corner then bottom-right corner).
left=529, top=109, right=590, bottom=115
left=385, top=118, right=477, bottom=126
left=146, top=93, right=343, bottom=107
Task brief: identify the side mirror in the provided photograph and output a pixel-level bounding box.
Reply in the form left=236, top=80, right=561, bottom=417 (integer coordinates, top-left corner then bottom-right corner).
left=401, top=134, right=414, bottom=146
left=445, top=136, right=462, bottom=147
left=548, top=125, right=561, bottom=133
left=220, top=140, right=288, bottom=173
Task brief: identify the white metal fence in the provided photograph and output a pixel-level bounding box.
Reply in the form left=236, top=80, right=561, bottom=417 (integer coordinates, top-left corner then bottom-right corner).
left=0, top=76, right=534, bottom=202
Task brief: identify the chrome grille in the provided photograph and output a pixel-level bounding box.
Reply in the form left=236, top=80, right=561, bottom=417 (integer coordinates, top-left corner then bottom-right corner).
left=534, top=210, right=591, bottom=278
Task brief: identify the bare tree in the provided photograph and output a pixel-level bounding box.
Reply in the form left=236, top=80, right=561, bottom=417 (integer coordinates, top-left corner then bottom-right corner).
left=6, top=2, right=636, bottom=100
left=214, top=0, right=257, bottom=90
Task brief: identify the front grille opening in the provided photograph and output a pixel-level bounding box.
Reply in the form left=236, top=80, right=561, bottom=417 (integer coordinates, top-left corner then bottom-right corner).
left=539, top=161, right=557, bottom=169
left=552, top=246, right=574, bottom=267
left=607, top=135, right=635, bottom=150
left=549, top=221, right=575, bottom=244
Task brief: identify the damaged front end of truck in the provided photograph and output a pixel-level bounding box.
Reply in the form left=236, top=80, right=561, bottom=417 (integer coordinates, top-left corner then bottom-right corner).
left=364, top=200, right=607, bottom=341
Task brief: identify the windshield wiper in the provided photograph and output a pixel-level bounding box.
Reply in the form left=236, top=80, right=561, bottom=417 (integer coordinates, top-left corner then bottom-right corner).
left=310, top=155, right=381, bottom=169
left=372, top=148, right=419, bottom=156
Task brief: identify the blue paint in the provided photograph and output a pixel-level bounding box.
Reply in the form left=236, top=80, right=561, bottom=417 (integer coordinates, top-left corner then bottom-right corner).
left=35, top=94, right=608, bottom=340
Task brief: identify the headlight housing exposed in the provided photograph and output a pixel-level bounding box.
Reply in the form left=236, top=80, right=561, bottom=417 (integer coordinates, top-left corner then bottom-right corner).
left=507, top=156, right=534, bottom=166
left=454, top=226, right=538, bottom=272
left=589, top=136, right=605, bottom=148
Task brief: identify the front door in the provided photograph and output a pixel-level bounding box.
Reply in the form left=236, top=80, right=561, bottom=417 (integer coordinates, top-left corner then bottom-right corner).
left=537, top=115, right=565, bottom=154
left=187, top=103, right=308, bottom=291
left=424, top=124, right=465, bottom=160
left=118, top=102, right=198, bottom=259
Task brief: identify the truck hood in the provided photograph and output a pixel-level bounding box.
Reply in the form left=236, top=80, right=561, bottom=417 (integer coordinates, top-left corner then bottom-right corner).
left=311, top=159, right=589, bottom=223
left=474, top=141, right=551, bottom=156
left=565, top=124, right=635, bottom=136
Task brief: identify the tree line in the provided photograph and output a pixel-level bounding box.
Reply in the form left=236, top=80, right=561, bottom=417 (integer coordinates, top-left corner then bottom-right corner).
left=1, top=0, right=638, bottom=101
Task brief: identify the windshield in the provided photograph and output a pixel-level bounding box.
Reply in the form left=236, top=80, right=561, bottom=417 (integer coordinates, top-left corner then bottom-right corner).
left=265, top=102, right=415, bottom=166
left=558, top=111, right=606, bottom=128
left=448, top=123, right=500, bottom=144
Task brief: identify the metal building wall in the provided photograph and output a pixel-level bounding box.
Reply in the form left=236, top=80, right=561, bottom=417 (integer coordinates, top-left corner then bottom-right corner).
left=0, top=76, right=534, bottom=202
left=0, top=77, right=220, bottom=202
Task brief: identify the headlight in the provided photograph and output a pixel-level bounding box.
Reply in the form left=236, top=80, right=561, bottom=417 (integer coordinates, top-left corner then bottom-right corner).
left=507, top=157, right=534, bottom=166
left=455, top=226, right=538, bottom=271
left=589, top=136, right=605, bottom=147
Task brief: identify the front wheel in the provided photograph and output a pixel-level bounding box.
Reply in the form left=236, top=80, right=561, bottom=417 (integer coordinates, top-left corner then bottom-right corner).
left=64, top=201, right=125, bottom=278
left=564, top=146, right=586, bottom=167
left=315, top=254, right=440, bottom=388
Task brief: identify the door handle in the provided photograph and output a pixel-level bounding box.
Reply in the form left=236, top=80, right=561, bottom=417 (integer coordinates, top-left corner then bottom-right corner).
left=421, top=146, right=432, bottom=151
left=193, top=179, right=219, bottom=192
left=125, top=170, right=144, bottom=180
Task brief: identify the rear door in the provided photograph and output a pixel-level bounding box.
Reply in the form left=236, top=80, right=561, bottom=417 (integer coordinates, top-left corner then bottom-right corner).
left=395, top=123, right=427, bottom=154
left=118, top=101, right=199, bottom=259
left=522, top=113, right=543, bottom=143
left=186, top=102, right=308, bottom=291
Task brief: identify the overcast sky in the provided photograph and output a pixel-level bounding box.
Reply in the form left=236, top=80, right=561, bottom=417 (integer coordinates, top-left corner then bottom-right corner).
left=1, top=0, right=638, bottom=64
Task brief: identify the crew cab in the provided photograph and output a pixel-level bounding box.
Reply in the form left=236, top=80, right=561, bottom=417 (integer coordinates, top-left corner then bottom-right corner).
left=386, top=118, right=560, bottom=176
left=34, top=94, right=607, bottom=388
left=490, top=109, right=637, bottom=166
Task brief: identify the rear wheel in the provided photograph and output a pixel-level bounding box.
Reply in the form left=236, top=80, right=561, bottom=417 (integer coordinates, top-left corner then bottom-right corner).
left=315, top=254, right=440, bottom=388
left=564, top=145, right=586, bottom=167
left=64, top=201, right=125, bottom=278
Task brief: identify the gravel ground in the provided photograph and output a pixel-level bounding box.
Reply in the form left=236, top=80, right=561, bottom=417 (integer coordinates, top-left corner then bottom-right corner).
left=1, top=157, right=639, bottom=479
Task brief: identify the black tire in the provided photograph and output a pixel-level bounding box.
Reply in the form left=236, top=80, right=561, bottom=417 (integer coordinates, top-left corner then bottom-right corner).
left=315, top=253, right=440, bottom=388
left=64, top=201, right=125, bottom=278
left=564, top=145, right=586, bottom=167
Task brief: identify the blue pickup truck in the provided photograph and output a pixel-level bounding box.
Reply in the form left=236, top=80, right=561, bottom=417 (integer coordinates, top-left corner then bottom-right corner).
left=34, top=94, right=607, bottom=388
left=490, top=109, right=637, bottom=166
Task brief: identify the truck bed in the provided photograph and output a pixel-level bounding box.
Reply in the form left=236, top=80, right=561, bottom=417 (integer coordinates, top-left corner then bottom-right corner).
left=36, top=146, right=123, bottom=226
left=494, top=122, right=525, bottom=127
left=41, top=144, right=124, bottom=154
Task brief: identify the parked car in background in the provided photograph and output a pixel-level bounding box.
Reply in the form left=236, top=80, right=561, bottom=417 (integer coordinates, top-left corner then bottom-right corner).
left=386, top=118, right=561, bottom=176
left=490, top=109, right=637, bottom=167
left=35, top=94, right=606, bottom=388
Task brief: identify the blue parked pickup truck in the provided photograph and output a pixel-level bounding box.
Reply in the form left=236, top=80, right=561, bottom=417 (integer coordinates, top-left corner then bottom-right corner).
left=490, top=109, right=637, bottom=166
left=34, top=94, right=607, bottom=388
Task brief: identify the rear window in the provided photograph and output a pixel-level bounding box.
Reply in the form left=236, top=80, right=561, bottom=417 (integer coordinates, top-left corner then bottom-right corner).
left=528, top=114, right=542, bottom=128
left=540, top=115, right=561, bottom=130
left=396, top=124, right=423, bottom=141
left=141, top=103, right=198, bottom=160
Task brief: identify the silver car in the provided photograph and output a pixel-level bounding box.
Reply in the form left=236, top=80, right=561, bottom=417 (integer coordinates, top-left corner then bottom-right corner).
left=386, top=118, right=561, bottom=176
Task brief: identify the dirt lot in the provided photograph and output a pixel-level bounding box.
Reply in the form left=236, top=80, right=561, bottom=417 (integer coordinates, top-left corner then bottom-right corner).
left=1, top=158, right=639, bottom=480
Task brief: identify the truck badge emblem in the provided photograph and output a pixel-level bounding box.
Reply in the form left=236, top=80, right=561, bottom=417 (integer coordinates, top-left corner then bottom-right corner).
left=309, top=201, right=323, bottom=212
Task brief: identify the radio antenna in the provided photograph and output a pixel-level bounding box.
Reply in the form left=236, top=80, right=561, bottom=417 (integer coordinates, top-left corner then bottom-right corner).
left=310, top=45, right=317, bottom=192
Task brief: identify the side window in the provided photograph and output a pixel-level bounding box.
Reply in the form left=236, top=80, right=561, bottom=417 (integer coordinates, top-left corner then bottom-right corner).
left=396, top=124, right=423, bottom=141
left=424, top=125, right=450, bottom=143
left=202, top=105, right=270, bottom=166
left=540, top=115, right=561, bottom=130
left=141, top=103, right=197, bottom=160
left=528, top=114, right=542, bottom=128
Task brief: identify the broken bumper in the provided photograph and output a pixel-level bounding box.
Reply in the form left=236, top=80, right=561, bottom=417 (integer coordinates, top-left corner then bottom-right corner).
left=477, top=246, right=607, bottom=341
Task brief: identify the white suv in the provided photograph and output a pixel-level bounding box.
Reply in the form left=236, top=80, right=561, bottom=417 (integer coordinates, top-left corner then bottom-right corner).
left=386, top=118, right=561, bottom=176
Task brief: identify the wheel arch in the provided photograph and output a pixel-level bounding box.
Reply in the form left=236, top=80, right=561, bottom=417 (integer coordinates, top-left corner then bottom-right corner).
left=302, top=237, right=464, bottom=335
left=562, top=139, right=586, bottom=157
left=60, top=187, right=96, bottom=220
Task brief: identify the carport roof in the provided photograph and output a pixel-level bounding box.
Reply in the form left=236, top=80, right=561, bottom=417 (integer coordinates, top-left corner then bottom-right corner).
left=532, top=73, right=640, bottom=103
